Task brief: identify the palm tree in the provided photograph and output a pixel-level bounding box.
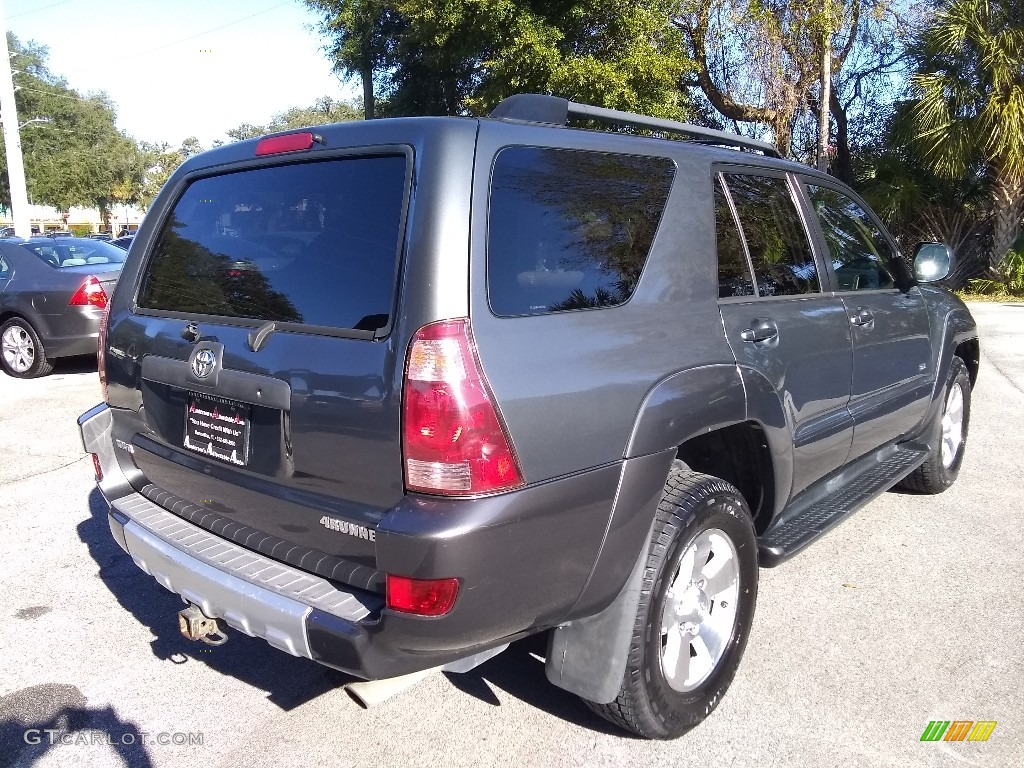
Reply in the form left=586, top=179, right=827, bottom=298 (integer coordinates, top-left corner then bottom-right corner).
left=910, top=0, right=1024, bottom=275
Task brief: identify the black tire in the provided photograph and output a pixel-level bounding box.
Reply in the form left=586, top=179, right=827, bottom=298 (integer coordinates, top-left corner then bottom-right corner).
left=0, top=317, right=54, bottom=378
left=586, top=470, right=758, bottom=739
left=899, top=357, right=971, bottom=494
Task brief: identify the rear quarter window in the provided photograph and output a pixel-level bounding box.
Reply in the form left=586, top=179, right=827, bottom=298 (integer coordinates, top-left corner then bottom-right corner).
left=137, top=154, right=408, bottom=333
left=487, top=147, right=675, bottom=316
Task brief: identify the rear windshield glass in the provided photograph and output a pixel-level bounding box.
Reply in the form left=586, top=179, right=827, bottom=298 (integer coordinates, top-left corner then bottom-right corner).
left=487, top=147, right=675, bottom=316
left=137, top=155, right=408, bottom=332
left=21, top=238, right=127, bottom=268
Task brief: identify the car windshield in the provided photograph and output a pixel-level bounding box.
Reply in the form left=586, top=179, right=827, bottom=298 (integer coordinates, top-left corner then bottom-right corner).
left=21, top=238, right=128, bottom=268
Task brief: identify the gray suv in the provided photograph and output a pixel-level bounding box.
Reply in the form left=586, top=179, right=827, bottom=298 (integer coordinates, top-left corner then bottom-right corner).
left=79, top=94, right=978, bottom=739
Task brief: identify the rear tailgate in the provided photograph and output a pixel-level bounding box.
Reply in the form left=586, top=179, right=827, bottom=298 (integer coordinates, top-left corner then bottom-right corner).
left=104, top=150, right=412, bottom=593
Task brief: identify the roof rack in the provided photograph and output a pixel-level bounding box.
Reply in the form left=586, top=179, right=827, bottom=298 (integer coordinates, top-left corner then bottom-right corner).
left=489, top=93, right=781, bottom=158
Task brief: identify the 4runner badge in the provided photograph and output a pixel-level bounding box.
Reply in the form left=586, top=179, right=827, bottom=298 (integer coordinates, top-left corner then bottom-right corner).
left=320, top=515, right=376, bottom=542
left=192, top=349, right=216, bottom=379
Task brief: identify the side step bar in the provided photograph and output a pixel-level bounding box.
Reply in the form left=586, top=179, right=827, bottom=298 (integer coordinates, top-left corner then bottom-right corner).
left=758, top=442, right=928, bottom=567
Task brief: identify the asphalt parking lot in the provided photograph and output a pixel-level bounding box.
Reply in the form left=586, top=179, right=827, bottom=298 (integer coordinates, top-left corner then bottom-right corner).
left=0, top=302, right=1021, bottom=768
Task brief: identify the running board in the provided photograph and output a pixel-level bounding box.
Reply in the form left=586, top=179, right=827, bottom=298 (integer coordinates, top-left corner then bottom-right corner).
left=758, top=443, right=928, bottom=567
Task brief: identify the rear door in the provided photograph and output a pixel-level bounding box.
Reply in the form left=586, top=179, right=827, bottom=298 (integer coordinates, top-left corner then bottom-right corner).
left=106, top=150, right=413, bottom=590
left=801, top=181, right=933, bottom=460
left=716, top=169, right=854, bottom=497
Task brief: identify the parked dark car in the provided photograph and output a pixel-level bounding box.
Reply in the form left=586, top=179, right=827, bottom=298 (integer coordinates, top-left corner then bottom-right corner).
left=79, top=95, right=977, bottom=739
left=110, top=235, right=134, bottom=250
left=1, top=237, right=125, bottom=377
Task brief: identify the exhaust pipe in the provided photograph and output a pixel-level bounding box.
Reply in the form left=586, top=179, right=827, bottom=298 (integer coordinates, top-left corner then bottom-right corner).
left=345, top=667, right=439, bottom=708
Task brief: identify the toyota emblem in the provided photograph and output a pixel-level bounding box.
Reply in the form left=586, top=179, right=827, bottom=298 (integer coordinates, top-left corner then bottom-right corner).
left=192, top=349, right=217, bottom=379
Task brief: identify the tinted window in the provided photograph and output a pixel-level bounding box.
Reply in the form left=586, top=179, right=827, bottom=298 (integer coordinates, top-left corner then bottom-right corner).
left=723, top=174, right=819, bottom=296
left=138, top=155, right=407, bottom=332
left=487, top=147, right=674, bottom=316
left=715, top=178, right=755, bottom=298
left=808, top=185, right=896, bottom=291
left=20, top=238, right=127, bottom=268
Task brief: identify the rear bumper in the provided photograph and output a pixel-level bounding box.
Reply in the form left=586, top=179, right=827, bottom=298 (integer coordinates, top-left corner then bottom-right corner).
left=78, top=403, right=627, bottom=679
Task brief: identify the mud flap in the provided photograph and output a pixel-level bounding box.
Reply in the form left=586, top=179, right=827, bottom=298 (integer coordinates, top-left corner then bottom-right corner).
left=544, top=518, right=655, bottom=704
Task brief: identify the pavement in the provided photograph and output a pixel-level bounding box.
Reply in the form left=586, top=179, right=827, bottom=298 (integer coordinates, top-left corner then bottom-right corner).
left=0, top=302, right=1021, bottom=768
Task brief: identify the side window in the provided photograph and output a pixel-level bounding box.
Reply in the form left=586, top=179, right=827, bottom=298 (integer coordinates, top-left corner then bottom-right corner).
left=0, top=256, right=8, bottom=278
left=722, top=173, right=819, bottom=296
left=715, top=178, right=755, bottom=298
left=808, top=185, right=897, bottom=291
left=487, top=147, right=675, bottom=316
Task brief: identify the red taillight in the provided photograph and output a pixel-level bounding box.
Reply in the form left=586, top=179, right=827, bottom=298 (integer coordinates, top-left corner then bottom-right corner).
left=255, top=131, right=315, bottom=156
left=69, top=276, right=108, bottom=309
left=91, top=453, right=103, bottom=483
left=402, top=319, right=523, bottom=495
left=97, top=301, right=110, bottom=401
left=386, top=575, right=460, bottom=616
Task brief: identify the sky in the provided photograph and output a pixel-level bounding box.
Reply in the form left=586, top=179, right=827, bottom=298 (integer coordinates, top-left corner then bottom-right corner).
left=4, top=0, right=357, bottom=148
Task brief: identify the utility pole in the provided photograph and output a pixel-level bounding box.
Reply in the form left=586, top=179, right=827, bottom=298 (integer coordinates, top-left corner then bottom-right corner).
left=0, top=0, right=31, bottom=237
left=816, top=1, right=832, bottom=174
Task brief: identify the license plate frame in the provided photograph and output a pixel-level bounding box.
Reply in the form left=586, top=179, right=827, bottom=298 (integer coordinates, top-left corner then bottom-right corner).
left=183, top=391, right=251, bottom=466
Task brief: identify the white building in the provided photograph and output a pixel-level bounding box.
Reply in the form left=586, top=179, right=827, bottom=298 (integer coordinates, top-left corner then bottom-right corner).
left=1, top=202, right=146, bottom=235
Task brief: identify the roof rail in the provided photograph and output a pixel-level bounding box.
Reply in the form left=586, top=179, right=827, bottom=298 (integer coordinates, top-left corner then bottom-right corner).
left=489, top=93, right=781, bottom=158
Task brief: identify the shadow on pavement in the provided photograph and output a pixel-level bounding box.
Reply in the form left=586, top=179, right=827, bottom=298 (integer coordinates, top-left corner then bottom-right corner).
left=0, top=683, right=154, bottom=768
left=79, top=489, right=351, bottom=711
left=442, top=633, right=631, bottom=737
left=51, top=355, right=99, bottom=376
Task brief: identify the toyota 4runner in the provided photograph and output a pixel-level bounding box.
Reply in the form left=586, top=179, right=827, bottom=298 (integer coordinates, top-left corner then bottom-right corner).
left=79, top=94, right=979, bottom=739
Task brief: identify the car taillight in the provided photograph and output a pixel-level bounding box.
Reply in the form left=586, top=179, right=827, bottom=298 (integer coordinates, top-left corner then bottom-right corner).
left=91, top=453, right=103, bottom=483
left=69, top=276, right=108, bottom=308
left=402, top=319, right=524, bottom=495
left=97, top=301, right=110, bottom=401
left=386, top=575, right=460, bottom=616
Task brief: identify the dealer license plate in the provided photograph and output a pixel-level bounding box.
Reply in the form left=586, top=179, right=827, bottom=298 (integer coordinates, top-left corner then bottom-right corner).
left=183, top=392, right=251, bottom=466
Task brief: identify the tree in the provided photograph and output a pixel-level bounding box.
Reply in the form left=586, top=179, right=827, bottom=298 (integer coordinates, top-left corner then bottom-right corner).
left=910, top=0, right=1024, bottom=273
left=0, top=34, right=145, bottom=225
left=673, top=0, right=865, bottom=157
left=304, top=1, right=698, bottom=121
left=823, top=3, right=925, bottom=184
left=225, top=97, right=361, bottom=141
left=858, top=101, right=989, bottom=285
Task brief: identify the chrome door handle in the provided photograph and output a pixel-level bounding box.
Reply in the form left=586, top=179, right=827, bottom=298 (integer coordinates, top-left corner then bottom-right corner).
left=849, top=308, right=874, bottom=327
left=740, top=319, right=779, bottom=343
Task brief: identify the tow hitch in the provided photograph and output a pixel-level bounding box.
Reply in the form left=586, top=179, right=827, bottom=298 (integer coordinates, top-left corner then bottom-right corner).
left=177, top=604, right=229, bottom=646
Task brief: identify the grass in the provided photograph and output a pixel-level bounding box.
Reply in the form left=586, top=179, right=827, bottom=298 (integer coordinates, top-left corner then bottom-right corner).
left=955, top=291, right=1024, bottom=302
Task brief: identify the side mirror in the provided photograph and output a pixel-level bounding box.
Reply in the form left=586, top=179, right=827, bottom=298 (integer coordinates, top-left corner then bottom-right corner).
left=913, top=242, right=955, bottom=283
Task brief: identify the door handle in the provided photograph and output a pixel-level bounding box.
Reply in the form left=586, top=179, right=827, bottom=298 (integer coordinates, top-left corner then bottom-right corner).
left=849, top=308, right=874, bottom=327
left=740, top=319, right=779, bottom=343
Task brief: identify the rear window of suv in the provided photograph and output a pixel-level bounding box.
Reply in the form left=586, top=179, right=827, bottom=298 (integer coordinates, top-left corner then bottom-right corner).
left=487, top=147, right=675, bottom=316
left=137, top=154, right=408, bottom=333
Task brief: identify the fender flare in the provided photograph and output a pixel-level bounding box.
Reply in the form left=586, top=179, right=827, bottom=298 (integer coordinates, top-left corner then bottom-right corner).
left=546, top=366, right=791, bottom=703
left=625, top=362, right=792, bottom=518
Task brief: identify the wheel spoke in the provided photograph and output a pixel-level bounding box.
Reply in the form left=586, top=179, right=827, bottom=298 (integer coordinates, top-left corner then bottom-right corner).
left=689, top=535, right=713, bottom=581
left=702, top=556, right=737, bottom=599
left=695, top=621, right=726, bottom=666
left=668, top=559, right=689, bottom=598
left=689, top=633, right=714, bottom=683
left=941, top=382, right=965, bottom=468
left=661, top=628, right=689, bottom=688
